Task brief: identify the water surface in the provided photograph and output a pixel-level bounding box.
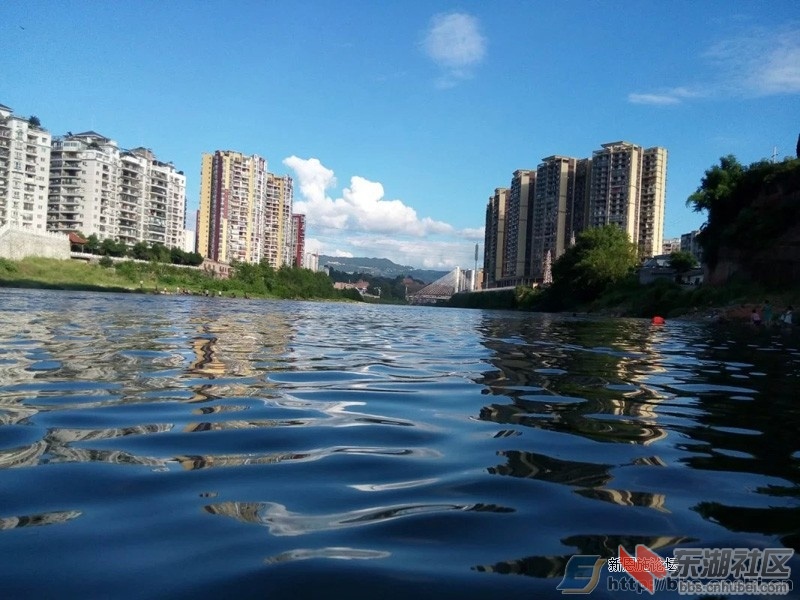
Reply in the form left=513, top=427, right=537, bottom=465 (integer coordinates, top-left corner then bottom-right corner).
left=1, top=289, right=799, bottom=598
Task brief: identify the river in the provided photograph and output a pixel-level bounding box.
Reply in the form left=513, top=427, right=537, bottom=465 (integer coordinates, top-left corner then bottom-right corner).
left=1, top=288, right=798, bottom=598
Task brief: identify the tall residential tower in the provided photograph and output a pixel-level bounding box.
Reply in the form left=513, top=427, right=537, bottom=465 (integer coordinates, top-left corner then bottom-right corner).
left=588, top=141, right=666, bottom=259
left=482, top=140, right=667, bottom=288
left=197, top=151, right=269, bottom=264
left=0, top=104, right=51, bottom=230
left=48, top=131, right=185, bottom=246
left=197, top=150, right=294, bottom=267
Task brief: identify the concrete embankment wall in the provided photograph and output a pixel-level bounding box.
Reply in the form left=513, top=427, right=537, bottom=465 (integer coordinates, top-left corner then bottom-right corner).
left=0, top=224, right=70, bottom=261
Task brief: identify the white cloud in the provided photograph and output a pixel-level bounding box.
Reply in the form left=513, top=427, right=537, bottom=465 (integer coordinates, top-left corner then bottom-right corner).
left=628, top=87, right=700, bottom=105
left=460, top=226, right=485, bottom=240
left=284, top=156, right=453, bottom=237
left=705, top=26, right=800, bottom=96
left=283, top=156, right=336, bottom=205
left=422, top=12, right=486, bottom=88
left=628, top=25, right=800, bottom=105
left=283, top=156, right=485, bottom=269
left=304, top=237, right=323, bottom=254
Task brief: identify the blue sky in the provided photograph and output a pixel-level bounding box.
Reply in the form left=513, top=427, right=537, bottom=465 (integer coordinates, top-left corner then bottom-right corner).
left=2, top=1, right=798, bottom=269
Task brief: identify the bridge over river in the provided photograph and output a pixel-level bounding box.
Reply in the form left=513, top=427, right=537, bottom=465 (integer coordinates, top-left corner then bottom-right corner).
left=408, top=267, right=479, bottom=304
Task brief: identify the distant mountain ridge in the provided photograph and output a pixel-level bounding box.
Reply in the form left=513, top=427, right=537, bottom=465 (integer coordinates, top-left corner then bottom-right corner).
left=319, top=255, right=448, bottom=284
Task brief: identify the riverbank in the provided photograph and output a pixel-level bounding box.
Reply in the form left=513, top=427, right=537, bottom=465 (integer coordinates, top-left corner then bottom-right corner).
left=449, top=276, right=800, bottom=323
left=0, top=256, right=359, bottom=302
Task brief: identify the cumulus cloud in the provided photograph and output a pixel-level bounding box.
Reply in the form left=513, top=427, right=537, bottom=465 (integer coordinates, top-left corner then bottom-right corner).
left=628, top=24, right=800, bottom=104
left=284, top=156, right=453, bottom=237
left=283, top=156, right=336, bottom=205
left=422, top=12, right=486, bottom=88
left=282, top=156, right=484, bottom=268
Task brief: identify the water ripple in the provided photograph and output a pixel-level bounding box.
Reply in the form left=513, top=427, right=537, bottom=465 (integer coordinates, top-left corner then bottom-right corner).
left=1, top=290, right=799, bottom=597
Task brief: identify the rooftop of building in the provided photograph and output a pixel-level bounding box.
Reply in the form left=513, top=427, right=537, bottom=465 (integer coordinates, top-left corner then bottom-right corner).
left=72, top=131, right=112, bottom=142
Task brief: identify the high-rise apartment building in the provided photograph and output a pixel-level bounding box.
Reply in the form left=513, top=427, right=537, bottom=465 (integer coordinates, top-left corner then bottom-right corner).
left=569, top=158, right=592, bottom=240
left=265, top=173, right=293, bottom=268
left=0, top=104, right=52, bottom=230
left=531, top=156, right=577, bottom=280
left=49, top=132, right=120, bottom=238
left=588, top=141, right=666, bottom=259
left=483, top=187, right=508, bottom=288
left=117, top=148, right=186, bottom=247
left=502, top=170, right=536, bottom=284
left=48, top=132, right=185, bottom=246
left=197, top=150, right=294, bottom=268
left=639, top=147, right=667, bottom=259
left=482, top=140, right=667, bottom=288
left=588, top=141, right=642, bottom=242
left=291, top=213, right=305, bottom=267
left=197, top=151, right=269, bottom=264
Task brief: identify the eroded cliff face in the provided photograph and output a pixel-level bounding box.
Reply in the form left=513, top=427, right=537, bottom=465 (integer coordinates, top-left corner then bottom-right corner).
left=704, top=188, right=800, bottom=286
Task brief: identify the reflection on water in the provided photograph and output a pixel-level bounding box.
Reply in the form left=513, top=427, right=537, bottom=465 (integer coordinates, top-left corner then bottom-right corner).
left=205, top=500, right=514, bottom=536
left=1, top=289, right=799, bottom=598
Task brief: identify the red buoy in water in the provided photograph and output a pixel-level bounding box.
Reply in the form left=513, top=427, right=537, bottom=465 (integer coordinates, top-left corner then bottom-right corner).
left=652, top=316, right=665, bottom=325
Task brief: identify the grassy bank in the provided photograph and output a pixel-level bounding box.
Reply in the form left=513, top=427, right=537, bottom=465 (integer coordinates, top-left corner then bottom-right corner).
left=0, top=257, right=147, bottom=292
left=0, top=257, right=359, bottom=301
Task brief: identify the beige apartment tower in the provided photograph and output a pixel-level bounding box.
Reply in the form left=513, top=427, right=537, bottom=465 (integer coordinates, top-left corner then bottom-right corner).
left=502, top=169, right=536, bottom=285
left=483, top=187, right=508, bottom=288
left=531, top=156, right=577, bottom=279
left=482, top=140, right=667, bottom=289
left=588, top=141, right=666, bottom=259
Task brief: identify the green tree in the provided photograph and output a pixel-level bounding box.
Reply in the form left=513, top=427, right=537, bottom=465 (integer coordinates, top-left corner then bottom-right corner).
left=549, top=225, right=638, bottom=306
left=686, top=155, right=744, bottom=217
left=149, top=242, right=170, bottom=263
left=28, top=115, right=41, bottom=128
left=169, top=246, right=185, bottom=265
left=669, top=250, right=697, bottom=274
left=100, top=238, right=126, bottom=257
left=687, top=155, right=800, bottom=270
left=85, top=234, right=100, bottom=255
left=130, top=241, right=150, bottom=260
left=669, top=250, right=698, bottom=284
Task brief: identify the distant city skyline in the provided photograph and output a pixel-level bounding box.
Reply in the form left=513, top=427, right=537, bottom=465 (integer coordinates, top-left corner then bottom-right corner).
left=2, top=2, right=798, bottom=269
